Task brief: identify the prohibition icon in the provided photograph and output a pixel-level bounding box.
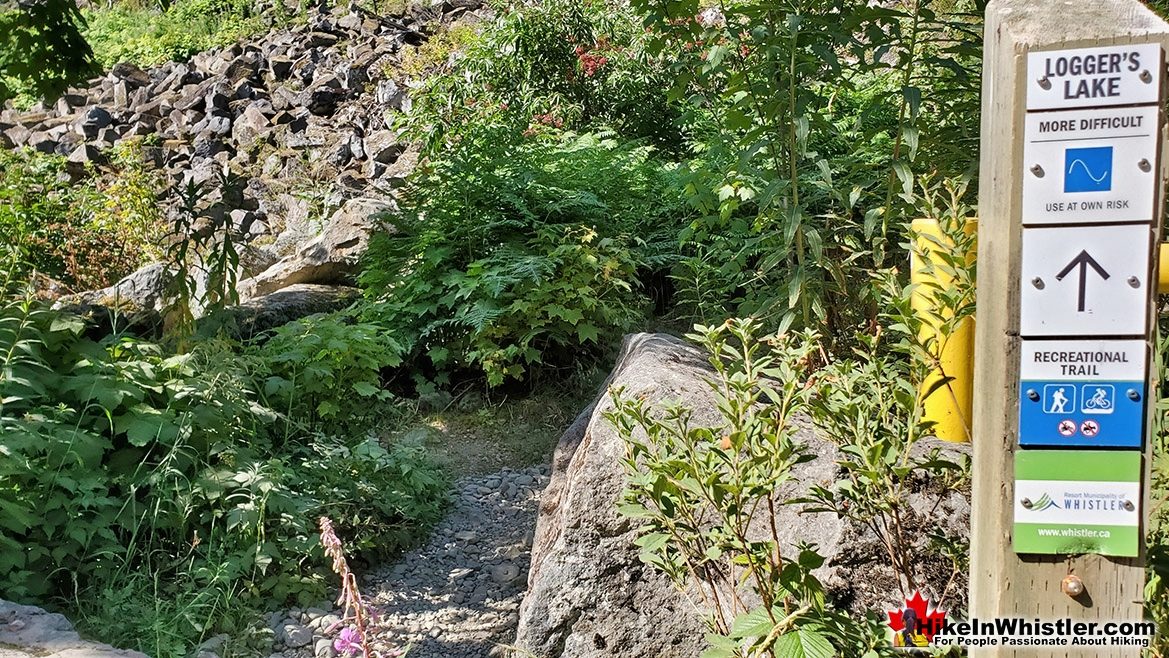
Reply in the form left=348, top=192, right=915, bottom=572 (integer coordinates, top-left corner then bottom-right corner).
left=1081, top=420, right=1100, bottom=437
left=1058, top=419, right=1077, bottom=436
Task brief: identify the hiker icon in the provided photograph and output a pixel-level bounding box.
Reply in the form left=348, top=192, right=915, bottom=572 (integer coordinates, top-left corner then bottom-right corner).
left=1043, top=385, right=1077, bottom=414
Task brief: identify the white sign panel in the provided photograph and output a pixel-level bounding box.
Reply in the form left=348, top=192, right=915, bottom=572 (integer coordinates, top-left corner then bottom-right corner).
left=1014, top=478, right=1140, bottom=527
left=1027, top=43, right=1162, bottom=110
left=1022, top=106, right=1159, bottom=225
left=1020, top=339, right=1146, bottom=381
left=1020, top=224, right=1151, bottom=337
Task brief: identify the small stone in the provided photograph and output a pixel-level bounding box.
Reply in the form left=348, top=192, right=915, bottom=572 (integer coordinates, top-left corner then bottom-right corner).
left=198, top=634, right=231, bottom=653
left=269, top=57, right=294, bottom=80
left=67, top=143, right=100, bottom=164
left=375, top=79, right=407, bottom=109
left=317, top=614, right=342, bottom=632
left=314, top=637, right=336, bottom=658
left=76, top=106, right=112, bottom=139
left=363, top=129, right=401, bottom=163
left=455, top=530, right=477, bottom=542
left=282, top=623, right=313, bottom=648
left=515, top=474, right=534, bottom=486
left=490, top=562, right=521, bottom=585
left=449, top=567, right=474, bottom=580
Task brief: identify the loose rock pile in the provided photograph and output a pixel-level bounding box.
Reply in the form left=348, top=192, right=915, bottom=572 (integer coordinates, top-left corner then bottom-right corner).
left=0, top=0, right=476, bottom=202
left=262, top=465, right=548, bottom=658
left=3, top=0, right=488, bottom=333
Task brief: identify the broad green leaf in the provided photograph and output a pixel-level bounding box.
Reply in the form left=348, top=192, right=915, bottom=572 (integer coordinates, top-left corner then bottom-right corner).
left=352, top=381, right=380, bottom=397
left=773, top=628, right=834, bottom=658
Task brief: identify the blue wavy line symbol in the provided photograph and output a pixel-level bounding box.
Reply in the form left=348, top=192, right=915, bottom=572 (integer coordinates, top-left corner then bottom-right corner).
left=1063, top=146, right=1113, bottom=193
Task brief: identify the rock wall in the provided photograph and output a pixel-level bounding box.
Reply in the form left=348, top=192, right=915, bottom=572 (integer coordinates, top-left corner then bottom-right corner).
left=515, top=333, right=971, bottom=657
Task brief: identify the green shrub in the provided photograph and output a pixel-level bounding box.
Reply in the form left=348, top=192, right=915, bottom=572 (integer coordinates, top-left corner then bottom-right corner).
left=0, top=266, right=446, bottom=657
left=83, top=0, right=265, bottom=69
left=609, top=319, right=872, bottom=657
left=635, top=0, right=982, bottom=341
left=0, top=147, right=162, bottom=291
left=249, top=311, right=404, bottom=430
left=404, top=0, right=684, bottom=153
left=361, top=127, right=689, bottom=385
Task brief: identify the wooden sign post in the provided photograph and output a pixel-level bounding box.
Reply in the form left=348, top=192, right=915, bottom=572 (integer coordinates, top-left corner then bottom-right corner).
left=973, top=1, right=1169, bottom=655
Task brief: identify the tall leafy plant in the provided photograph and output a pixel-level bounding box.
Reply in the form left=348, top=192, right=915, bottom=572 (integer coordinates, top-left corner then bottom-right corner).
left=637, top=0, right=982, bottom=340
left=609, top=319, right=879, bottom=657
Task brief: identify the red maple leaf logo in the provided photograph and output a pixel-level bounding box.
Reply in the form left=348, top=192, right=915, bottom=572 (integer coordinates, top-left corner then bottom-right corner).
left=887, top=591, right=947, bottom=643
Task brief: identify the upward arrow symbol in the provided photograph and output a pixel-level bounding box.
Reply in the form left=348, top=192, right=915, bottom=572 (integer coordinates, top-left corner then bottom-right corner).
left=1055, top=250, right=1110, bottom=312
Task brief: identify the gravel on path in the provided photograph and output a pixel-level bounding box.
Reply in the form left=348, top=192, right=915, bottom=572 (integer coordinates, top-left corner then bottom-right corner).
left=264, top=464, right=549, bottom=658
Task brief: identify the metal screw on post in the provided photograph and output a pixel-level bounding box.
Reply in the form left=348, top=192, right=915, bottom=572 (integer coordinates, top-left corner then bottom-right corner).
left=1061, top=575, right=1085, bottom=598
left=1127, top=276, right=1141, bottom=288
left=1038, top=76, right=1052, bottom=89
left=1128, top=388, right=1141, bottom=401
left=1031, top=277, right=1045, bottom=289
left=1031, top=164, right=1045, bottom=177
left=1027, top=389, right=1040, bottom=401
left=1140, top=158, right=1152, bottom=172
left=1142, top=69, right=1154, bottom=83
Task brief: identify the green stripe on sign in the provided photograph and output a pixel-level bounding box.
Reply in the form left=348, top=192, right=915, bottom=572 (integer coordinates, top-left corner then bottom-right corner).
left=1014, top=523, right=1139, bottom=557
left=1015, top=450, right=1141, bottom=482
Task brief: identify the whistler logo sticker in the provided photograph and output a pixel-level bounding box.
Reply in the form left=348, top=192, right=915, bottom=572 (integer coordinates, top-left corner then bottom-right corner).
left=1013, top=450, right=1141, bottom=556
left=1020, top=493, right=1061, bottom=511
left=887, top=591, right=947, bottom=648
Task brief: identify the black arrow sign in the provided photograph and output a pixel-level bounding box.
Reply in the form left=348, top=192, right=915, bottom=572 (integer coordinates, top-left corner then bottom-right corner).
left=1054, top=250, right=1110, bottom=312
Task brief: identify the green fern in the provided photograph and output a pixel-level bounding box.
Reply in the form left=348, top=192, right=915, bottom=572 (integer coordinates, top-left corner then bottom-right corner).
left=361, top=127, right=690, bottom=385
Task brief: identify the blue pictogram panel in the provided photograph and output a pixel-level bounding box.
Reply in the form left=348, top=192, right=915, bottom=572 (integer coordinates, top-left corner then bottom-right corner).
left=1019, top=379, right=1144, bottom=448
left=1063, top=146, right=1113, bottom=193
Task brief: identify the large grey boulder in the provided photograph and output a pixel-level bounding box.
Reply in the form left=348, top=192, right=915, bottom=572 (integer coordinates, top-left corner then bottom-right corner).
left=0, top=598, right=149, bottom=658
left=198, top=283, right=361, bottom=339
left=238, top=197, right=393, bottom=301
left=53, top=263, right=170, bottom=336
left=516, top=333, right=970, bottom=658
left=516, top=334, right=711, bottom=658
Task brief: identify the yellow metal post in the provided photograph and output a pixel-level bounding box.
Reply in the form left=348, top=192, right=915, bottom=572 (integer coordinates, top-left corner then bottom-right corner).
left=1160, top=242, right=1169, bottom=294
left=910, top=218, right=975, bottom=443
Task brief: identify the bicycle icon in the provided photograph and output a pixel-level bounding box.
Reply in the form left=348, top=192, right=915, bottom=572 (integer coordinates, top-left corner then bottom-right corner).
left=1079, top=384, right=1115, bottom=415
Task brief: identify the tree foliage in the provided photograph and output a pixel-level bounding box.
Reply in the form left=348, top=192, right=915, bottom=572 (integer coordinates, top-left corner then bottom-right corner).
left=0, top=0, right=97, bottom=103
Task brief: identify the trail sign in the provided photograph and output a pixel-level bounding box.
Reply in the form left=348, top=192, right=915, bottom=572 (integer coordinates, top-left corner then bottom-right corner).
left=1022, top=105, right=1159, bottom=224
left=1027, top=43, right=1162, bottom=109
left=1018, top=339, right=1147, bottom=447
left=1019, top=224, right=1151, bottom=337
left=973, top=1, right=1168, bottom=641
left=1013, top=450, right=1142, bottom=557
